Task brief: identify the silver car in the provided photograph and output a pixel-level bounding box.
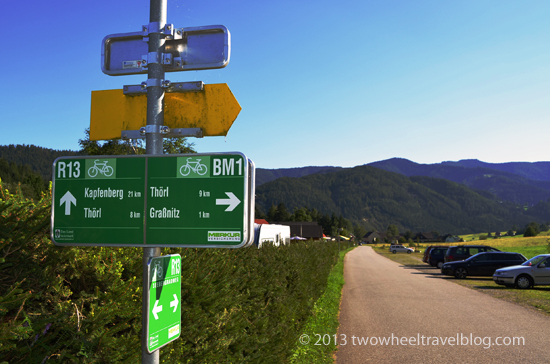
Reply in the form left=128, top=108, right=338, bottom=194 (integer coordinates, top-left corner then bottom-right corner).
left=389, top=244, right=413, bottom=254
left=493, top=254, right=550, bottom=289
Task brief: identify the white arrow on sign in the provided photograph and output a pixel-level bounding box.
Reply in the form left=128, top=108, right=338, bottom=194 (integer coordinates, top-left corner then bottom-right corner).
left=60, top=191, right=77, bottom=215
left=170, top=294, right=179, bottom=313
left=152, top=300, right=163, bottom=320
left=216, top=192, right=241, bottom=212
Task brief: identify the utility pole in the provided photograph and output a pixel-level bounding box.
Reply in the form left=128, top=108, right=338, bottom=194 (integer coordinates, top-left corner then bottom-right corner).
left=142, top=0, right=166, bottom=362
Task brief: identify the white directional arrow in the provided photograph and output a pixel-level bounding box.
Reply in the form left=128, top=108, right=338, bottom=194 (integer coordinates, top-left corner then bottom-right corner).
left=60, top=191, right=77, bottom=215
left=216, top=192, right=241, bottom=212
left=152, top=300, right=163, bottom=320
left=170, top=294, right=179, bottom=313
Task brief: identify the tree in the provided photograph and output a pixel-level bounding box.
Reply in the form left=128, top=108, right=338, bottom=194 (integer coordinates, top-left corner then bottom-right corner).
left=386, top=224, right=399, bottom=238
left=163, top=137, right=196, bottom=154
left=267, top=204, right=278, bottom=222
left=524, top=222, right=540, bottom=237
left=292, top=207, right=312, bottom=222
left=79, top=128, right=143, bottom=155
left=255, top=205, right=267, bottom=220
left=524, top=226, right=538, bottom=237
left=353, top=225, right=367, bottom=241
left=274, top=203, right=291, bottom=222
left=78, top=128, right=196, bottom=156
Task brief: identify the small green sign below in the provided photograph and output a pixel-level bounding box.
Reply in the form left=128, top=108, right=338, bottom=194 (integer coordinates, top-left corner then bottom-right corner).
left=147, top=254, right=181, bottom=353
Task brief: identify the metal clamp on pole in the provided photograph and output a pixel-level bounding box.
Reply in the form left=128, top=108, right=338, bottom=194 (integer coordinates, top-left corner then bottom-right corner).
left=141, top=52, right=163, bottom=68
left=142, top=125, right=170, bottom=135
left=139, top=78, right=168, bottom=90
left=123, top=81, right=203, bottom=95
left=121, top=127, right=203, bottom=140
left=142, top=22, right=174, bottom=41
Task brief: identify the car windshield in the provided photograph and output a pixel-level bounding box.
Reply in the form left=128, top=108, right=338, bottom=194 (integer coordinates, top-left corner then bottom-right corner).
left=521, top=255, right=548, bottom=266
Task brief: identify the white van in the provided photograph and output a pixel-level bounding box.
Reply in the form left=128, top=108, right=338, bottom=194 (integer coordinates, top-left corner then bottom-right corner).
left=253, top=224, right=291, bottom=248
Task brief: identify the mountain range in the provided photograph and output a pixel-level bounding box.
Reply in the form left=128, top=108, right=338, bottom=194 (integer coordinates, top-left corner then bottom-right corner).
left=257, top=158, right=550, bottom=206
left=2, top=144, right=549, bottom=234
left=255, top=164, right=550, bottom=234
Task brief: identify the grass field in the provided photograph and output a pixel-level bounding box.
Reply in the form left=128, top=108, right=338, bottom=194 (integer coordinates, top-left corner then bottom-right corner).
left=372, top=236, right=550, bottom=317
left=460, top=230, right=550, bottom=242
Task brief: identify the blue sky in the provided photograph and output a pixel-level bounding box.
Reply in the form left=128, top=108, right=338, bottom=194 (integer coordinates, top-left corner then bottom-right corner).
left=1, top=0, right=549, bottom=169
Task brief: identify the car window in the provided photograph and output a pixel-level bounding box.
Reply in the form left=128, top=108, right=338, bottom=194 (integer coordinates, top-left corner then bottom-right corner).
left=456, top=247, right=466, bottom=255
left=474, top=254, right=491, bottom=262
left=511, top=255, right=525, bottom=262
left=522, top=256, right=547, bottom=266
left=469, top=248, right=481, bottom=255
left=542, top=258, right=550, bottom=267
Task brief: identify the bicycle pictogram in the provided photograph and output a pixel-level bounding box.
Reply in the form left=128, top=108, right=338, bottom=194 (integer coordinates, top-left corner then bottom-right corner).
left=88, top=159, right=114, bottom=178
left=179, top=158, right=208, bottom=176
left=153, top=262, right=163, bottom=281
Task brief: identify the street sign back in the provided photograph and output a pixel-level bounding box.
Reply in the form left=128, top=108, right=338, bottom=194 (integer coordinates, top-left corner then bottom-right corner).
left=89, top=83, right=241, bottom=141
left=51, top=153, right=254, bottom=248
left=102, top=25, right=230, bottom=76
left=147, top=254, right=181, bottom=353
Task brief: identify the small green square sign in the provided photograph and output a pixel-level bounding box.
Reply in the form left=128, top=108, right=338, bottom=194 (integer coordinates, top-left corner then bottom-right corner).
left=147, top=254, right=181, bottom=353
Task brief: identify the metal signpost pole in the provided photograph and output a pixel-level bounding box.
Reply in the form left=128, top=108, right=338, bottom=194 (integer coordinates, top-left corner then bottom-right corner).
left=142, top=0, right=166, bottom=362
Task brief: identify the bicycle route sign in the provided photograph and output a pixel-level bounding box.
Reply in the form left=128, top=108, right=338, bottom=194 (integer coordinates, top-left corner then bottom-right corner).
left=146, top=254, right=181, bottom=353
left=51, top=153, right=254, bottom=248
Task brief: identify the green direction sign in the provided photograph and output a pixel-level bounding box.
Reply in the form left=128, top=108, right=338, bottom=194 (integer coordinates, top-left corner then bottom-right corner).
left=51, top=153, right=254, bottom=248
left=147, top=254, right=181, bottom=353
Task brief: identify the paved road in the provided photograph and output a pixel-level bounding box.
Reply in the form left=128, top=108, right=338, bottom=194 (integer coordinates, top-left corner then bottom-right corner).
left=335, top=246, right=550, bottom=363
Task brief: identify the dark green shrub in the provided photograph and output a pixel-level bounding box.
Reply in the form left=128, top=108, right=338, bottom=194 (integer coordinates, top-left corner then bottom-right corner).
left=0, top=181, right=339, bottom=363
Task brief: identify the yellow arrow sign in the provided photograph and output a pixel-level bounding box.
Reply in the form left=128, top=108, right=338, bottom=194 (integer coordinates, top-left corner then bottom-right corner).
left=90, top=83, right=241, bottom=141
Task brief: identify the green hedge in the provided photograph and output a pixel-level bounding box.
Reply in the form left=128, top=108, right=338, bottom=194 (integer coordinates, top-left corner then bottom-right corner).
left=0, top=182, right=340, bottom=363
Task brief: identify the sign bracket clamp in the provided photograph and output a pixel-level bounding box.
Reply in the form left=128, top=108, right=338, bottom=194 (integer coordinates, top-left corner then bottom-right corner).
left=123, top=81, right=204, bottom=95
left=121, top=127, right=203, bottom=139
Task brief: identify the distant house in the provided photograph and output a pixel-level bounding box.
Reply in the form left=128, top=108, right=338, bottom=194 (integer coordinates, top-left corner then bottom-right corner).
left=255, top=219, right=269, bottom=225
left=414, top=232, right=438, bottom=242
left=444, top=235, right=461, bottom=243
left=272, top=221, right=324, bottom=240
left=362, top=231, right=382, bottom=244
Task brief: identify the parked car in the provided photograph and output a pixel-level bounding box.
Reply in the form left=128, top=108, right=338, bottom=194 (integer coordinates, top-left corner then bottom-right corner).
left=493, top=254, right=550, bottom=289
left=444, top=245, right=500, bottom=262
left=441, top=252, right=527, bottom=279
left=389, top=245, right=413, bottom=254
left=427, top=246, right=450, bottom=269
left=422, top=245, right=449, bottom=264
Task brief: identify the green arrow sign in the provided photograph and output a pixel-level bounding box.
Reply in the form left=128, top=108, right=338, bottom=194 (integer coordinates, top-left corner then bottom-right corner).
left=147, top=254, right=181, bottom=353
left=51, top=153, right=254, bottom=248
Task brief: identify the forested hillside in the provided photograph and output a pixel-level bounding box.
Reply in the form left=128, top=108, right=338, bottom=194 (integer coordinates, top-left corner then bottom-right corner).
left=0, top=158, right=47, bottom=200
left=256, top=166, right=342, bottom=186
left=0, top=144, right=80, bottom=181
left=369, top=158, right=550, bottom=205
left=442, top=159, right=550, bottom=181
left=255, top=165, right=548, bottom=234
